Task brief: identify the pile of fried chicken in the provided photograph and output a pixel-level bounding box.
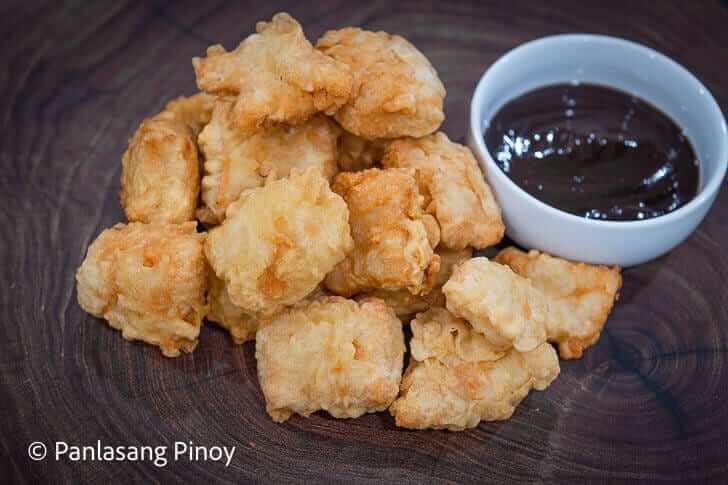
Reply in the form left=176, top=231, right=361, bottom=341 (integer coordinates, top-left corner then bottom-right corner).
left=76, top=13, right=621, bottom=431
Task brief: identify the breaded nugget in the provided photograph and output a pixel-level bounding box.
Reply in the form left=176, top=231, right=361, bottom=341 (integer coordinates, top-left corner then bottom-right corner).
left=193, top=13, right=351, bottom=134
left=390, top=309, right=559, bottom=430
left=120, top=115, right=200, bottom=224
left=362, top=247, right=472, bottom=317
left=338, top=132, right=389, bottom=172
left=199, top=98, right=340, bottom=223
left=408, top=308, right=506, bottom=364
left=158, top=92, right=216, bottom=136
left=205, top=168, right=353, bottom=315
left=382, top=132, right=504, bottom=249
left=207, top=273, right=258, bottom=344
left=317, top=28, right=445, bottom=139
left=324, top=168, right=440, bottom=297
left=443, top=257, right=547, bottom=352
left=122, top=93, right=213, bottom=225
left=256, top=296, right=405, bottom=422
left=76, top=222, right=207, bottom=357
left=495, top=247, right=622, bottom=359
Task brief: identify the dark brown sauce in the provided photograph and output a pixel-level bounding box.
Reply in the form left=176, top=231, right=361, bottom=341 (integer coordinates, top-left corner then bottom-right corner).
left=484, top=83, right=699, bottom=221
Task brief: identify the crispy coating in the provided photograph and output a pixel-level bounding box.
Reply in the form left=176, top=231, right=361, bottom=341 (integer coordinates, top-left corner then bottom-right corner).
left=361, top=247, right=472, bottom=317
left=120, top=115, right=200, bottom=224
left=122, top=93, right=214, bottom=225
left=205, top=168, right=353, bottom=316
left=324, top=168, right=440, bottom=297
left=317, top=28, right=445, bottom=139
left=443, top=257, right=548, bottom=352
left=495, top=247, right=622, bottom=359
left=76, top=222, right=208, bottom=357
left=158, top=92, right=216, bottom=136
left=390, top=309, right=559, bottom=431
left=382, top=132, right=504, bottom=249
left=193, top=13, right=351, bottom=134
left=199, top=98, right=340, bottom=223
left=409, top=308, right=506, bottom=364
left=256, top=296, right=405, bottom=422
left=338, top=131, right=389, bottom=172
left=207, top=272, right=258, bottom=344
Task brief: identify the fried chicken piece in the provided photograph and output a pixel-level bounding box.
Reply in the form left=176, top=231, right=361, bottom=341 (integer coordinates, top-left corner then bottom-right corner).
left=256, top=296, right=404, bottom=422
left=361, top=247, right=472, bottom=317
left=495, top=247, right=622, bottom=359
left=120, top=115, right=200, bottom=224
left=121, top=93, right=215, bottom=225
left=408, top=308, right=506, bottom=364
left=382, top=132, right=504, bottom=249
left=338, top=131, right=389, bottom=172
left=206, top=168, right=353, bottom=316
left=76, top=222, right=208, bottom=357
left=207, top=272, right=258, bottom=344
left=324, top=168, right=440, bottom=297
left=193, top=13, right=351, bottom=135
left=198, top=98, right=340, bottom=223
left=390, top=309, right=559, bottom=431
left=317, top=28, right=445, bottom=139
left=442, top=257, right=548, bottom=352
left=158, top=92, right=216, bottom=136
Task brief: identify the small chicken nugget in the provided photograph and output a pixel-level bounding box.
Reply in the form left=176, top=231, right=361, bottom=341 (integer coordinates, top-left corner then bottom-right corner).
left=361, top=247, right=472, bottom=317
left=408, top=308, right=506, bottom=364
left=443, top=257, right=548, bottom=352
left=495, top=247, right=622, bottom=359
left=338, top=131, right=389, bottom=172
left=207, top=272, right=258, bottom=344
left=199, top=98, right=340, bottom=223
left=193, top=13, right=351, bottom=134
left=76, top=222, right=207, bottom=357
left=159, top=92, right=216, bottom=137
left=120, top=116, right=200, bottom=224
left=256, top=296, right=405, bottom=422
left=390, top=308, right=559, bottom=430
left=205, top=168, right=353, bottom=315
left=382, top=132, right=504, bottom=249
left=317, top=28, right=445, bottom=139
left=324, top=168, right=440, bottom=297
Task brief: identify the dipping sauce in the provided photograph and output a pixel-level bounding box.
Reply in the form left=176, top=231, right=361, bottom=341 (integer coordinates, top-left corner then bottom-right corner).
left=484, top=83, right=699, bottom=221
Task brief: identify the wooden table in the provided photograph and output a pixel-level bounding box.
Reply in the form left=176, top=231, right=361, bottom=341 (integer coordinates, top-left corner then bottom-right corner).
left=2, top=1, right=727, bottom=482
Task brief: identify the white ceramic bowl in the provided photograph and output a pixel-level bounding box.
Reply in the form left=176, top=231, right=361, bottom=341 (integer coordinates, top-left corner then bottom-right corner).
left=468, top=34, right=727, bottom=267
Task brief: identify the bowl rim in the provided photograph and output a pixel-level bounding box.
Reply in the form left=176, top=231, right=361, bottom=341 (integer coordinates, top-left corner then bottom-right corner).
left=469, top=33, right=728, bottom=230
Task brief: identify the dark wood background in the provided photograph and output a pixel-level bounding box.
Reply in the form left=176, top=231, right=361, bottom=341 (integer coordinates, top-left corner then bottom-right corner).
left=2, top=1, right=727, bottom=483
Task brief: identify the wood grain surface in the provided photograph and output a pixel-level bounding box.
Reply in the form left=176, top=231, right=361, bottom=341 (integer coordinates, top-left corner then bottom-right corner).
left=2, top=1, right=727, bottom=483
